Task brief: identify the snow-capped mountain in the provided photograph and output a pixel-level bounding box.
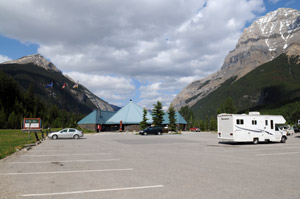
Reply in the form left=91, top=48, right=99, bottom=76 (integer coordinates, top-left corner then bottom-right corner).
left=172, top=8, right=300, bottom=110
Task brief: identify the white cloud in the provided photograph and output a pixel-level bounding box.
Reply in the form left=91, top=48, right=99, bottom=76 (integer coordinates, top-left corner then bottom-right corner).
left=0, top=0, right=265, bottom=107
left=65, top=72, right=135, bottom=104
left=0, top=55, right=11, bottom=63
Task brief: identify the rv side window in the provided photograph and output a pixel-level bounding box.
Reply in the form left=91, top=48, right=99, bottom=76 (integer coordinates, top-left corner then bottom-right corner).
left=265, top=120, right=268, bottom=126
left=252, top=120, right=257, bottom=125
left=236, top=119, right=244, bottom=125
left=271, top=120, right=274, bottom=129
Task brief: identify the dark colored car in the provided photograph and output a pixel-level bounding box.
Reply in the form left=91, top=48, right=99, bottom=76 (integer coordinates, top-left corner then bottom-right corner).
left=139, top=126, right=163, bottom=135
left=294, top=125, right=300, bottom=133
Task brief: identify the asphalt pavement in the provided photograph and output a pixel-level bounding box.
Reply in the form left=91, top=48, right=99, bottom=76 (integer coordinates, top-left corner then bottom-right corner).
left=1, top=132, right=300, bottom=199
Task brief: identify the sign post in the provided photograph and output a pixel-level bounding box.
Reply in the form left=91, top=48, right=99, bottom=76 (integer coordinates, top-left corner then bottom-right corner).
left=119, top=120, right=123, bottom=132
left=22, top=118, right=42, bottom=141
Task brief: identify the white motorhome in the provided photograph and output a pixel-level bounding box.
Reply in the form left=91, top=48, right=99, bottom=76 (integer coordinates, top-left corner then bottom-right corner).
left=217, top=112, right=287, bottom=144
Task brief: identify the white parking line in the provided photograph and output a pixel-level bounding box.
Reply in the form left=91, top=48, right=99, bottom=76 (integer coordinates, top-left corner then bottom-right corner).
left=23, top=153, right=110, bottom=157
left=8, top=159, right=120, bottom=164
left=21, top=185, right=164, bottom=197
left=0, top=168, right=133, bottom=176
left=256, top=151, right=300, bottom=156
left=225, top=146, right=300, bottom=153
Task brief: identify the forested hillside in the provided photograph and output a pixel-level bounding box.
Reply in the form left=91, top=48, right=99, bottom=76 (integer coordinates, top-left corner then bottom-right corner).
left=0, top=71, right=82, bottom=129
left=180, top=54, right=300, bottom=128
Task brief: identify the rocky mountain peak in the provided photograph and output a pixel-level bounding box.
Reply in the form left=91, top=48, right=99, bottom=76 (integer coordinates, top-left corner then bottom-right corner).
left=172, top=8, right=300, bottom=110
left=3, top=54, right=61, bottom=73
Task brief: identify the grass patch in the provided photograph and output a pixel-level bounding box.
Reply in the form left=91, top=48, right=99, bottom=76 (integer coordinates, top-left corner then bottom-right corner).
left=0, top=129, right=42, bottom=159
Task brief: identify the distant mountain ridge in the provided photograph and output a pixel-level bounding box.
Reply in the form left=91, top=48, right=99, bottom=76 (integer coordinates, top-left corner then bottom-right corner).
left=0, top=54, right=118, bottom=113
left=172, top=8, right=300, bottom=110
left=191, top=48, right=300, bottom=121
left=3, top=54, right=61, bottom=73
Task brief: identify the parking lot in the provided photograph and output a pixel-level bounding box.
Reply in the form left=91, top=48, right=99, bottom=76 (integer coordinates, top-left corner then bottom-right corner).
left=1, top=132, right=300, bottom=199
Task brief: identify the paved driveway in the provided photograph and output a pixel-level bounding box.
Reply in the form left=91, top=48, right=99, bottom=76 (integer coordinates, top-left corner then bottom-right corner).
left=1, top=132, right=300, bottom=199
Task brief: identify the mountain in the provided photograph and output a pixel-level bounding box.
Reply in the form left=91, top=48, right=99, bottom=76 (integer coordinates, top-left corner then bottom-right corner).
left=191, top=45, right=300, bottom=120
left=0, top=54, right=118, bottom=114
left=172, top=8, right=300, bottom=111
left=3, top=54, right=61, bottom=73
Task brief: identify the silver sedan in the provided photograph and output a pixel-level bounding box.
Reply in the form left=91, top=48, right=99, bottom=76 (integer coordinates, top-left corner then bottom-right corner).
left=48, top=128, right=84, bottom=139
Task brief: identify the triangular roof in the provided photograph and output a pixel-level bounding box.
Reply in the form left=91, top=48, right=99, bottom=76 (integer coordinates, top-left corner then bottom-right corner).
left=162, top=112, right=187, bottom=124
left=78, top=110, right=115, bottom=124
left=105, top=100, right=153, bottom=124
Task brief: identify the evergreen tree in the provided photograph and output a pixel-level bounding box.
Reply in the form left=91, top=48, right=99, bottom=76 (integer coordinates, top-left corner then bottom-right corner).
left=0, top=108, right=6, bottom=129
left=199, top=119, right=205, bottom=131
left=8, top=111, right=18, bottom=129
left=152, top=101, right=164, bottom=126
left=168, top=104, right=177, bottom=132
left=204, top=115, right=209, bottom=131
left=217, top=97, right=236, bottom=114
left=209, top=116, right=217, bottom=131
left=179, top=106, right=194, bottom=129
left=140, top=108, right=148, bottom=130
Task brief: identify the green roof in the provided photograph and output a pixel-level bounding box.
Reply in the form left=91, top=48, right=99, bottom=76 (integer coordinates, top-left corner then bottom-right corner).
left=106, top=101, right=153, bottom=124
left=78, top=103, right=187, bottom=126
left=78, top=110, right=115, bottom=124
left=162, top=112, right=187, bottom=124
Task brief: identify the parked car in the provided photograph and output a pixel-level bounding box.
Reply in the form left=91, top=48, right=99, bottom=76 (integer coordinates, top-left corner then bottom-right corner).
left=294, top=125, right=300, bottom=133
left=139, top=126, right=163, bottom=135
left=280, top=125, right=295, bottom=136
left=189, top=127, right=200, bottom=132
left=48, top=128, right=83, bottom=139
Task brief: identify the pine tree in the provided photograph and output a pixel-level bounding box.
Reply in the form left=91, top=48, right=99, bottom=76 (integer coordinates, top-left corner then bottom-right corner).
left=217, top=97, right=236, bottom=114
left=205, top=115, right=209, bottom=131
left=179, top=106, right=194, bottom=129
left=0, top=108, right=6, bottom=129
left=140, top=108, right=148, bottom=130
left=152, top=101, right=164, bottom=126
left=209, top=116, right=217, bottom=131
left=168, top=104, right=176, bottom=132
left=8, top=111, right=17, bottom=129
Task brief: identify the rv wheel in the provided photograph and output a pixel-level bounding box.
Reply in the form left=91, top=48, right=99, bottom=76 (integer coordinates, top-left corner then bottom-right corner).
left=253, top=138, right=259, bottom=145
left=280, top=136, right=287, bottom=143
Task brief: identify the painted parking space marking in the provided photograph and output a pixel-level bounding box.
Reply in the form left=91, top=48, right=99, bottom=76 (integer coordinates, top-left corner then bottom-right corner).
left=21, top=185, right=164, bottom=197
left=23, top=153, right=110, bottom=157
left=8, top=159, right=120, bottom=164
left=224, top=146, right=300, bottom=153
left=256, top=151, right=300, bottom=156
left=0, top=168, right=133, bottom=176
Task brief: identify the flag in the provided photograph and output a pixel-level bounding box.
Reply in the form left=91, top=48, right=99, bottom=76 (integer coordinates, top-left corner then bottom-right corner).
left=45, top=82, right=53, bottom=88
left=62, top=82, right=66, bottom=89
left=73, top=83, right=78, bottom=88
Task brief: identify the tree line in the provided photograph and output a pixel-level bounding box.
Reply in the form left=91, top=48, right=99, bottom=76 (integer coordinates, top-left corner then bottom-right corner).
left=179, top=96, right=300, bottom=131
left=140, top=101, right=177, bottom=131
left=0, top=71, right=81, bottom=129
left=179, top=97, right=236, bottom=131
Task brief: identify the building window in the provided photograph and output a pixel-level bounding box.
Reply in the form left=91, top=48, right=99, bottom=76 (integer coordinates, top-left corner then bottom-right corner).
left=271, top=120, right=274, bottom=129
left=236, top=119, right=244, bottom=125
left=252, top=120, right=257, bottom=125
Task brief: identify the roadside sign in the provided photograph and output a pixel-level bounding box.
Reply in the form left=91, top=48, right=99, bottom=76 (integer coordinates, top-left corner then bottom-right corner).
left=23, top=118, right=41, bottom=130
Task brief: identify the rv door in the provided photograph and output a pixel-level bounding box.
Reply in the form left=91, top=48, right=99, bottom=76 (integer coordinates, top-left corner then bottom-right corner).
left=264, top=119, right=273, bottom=139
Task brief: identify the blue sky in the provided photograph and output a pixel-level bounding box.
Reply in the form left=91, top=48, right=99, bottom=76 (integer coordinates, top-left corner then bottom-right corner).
left=0, top=0, right=299, bottom=109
